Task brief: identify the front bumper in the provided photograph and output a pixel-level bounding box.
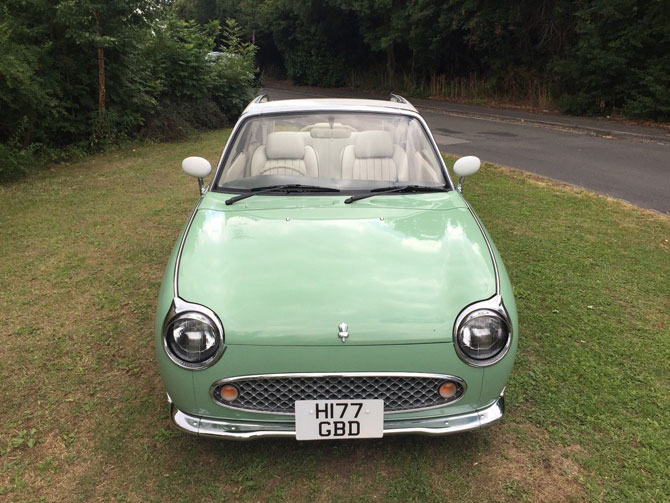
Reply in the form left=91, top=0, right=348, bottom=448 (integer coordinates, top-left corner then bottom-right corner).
left=170, top=393, right=504, bottom=440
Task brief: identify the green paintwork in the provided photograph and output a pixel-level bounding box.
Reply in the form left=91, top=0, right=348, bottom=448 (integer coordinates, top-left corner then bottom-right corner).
left=155, top=189, right=518, bottom=422
left=177, top=191, right=495, bottom=346
left=154, top=228, right=197, bottom=412
left=471, top=205, right=519, bottom=406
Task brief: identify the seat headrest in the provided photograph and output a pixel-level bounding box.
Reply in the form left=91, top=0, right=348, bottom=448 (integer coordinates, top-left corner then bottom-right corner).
left=354, top=131, right=394, bottom=158
left=265, top=132, right=305, bottom=159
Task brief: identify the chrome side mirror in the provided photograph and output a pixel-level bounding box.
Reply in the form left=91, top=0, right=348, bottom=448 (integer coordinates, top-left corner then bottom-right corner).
left=453, top=156, right=480, bottom=193
left=182, top=157, right=212, bottom=195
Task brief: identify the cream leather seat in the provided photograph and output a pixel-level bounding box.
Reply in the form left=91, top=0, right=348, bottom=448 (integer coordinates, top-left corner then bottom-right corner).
left=341, top=131, right=408, bottom=181
left=250, top=132, right=318, bottom=177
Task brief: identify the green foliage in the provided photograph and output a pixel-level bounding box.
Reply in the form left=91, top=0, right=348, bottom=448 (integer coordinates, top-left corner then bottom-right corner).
left=0, top=2, right=257, bottom=182
left=283, top=41, right=347, bottom=87
left=0, top=5, right=54, bottom=148
left=176, top=0, right=668, bottom=120
left=262, top=2, right=351, bottom=87
left=1, top=0, right=666, bottom=184
left=555, top=0, right=670, bottom=119
left=209, top=18, right=258, bottom=118
left=140, top=15, right=256, bottom=139
left=0, top=143, right=38, bottom=183
left=144, top=17, right=214, bottom=104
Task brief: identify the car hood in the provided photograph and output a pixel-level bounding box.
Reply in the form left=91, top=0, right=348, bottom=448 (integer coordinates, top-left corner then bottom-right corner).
left=177, top=193, right=495, bottom=345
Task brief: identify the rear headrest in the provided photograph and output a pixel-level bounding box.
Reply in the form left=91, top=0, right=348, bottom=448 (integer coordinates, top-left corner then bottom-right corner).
left=265, top=132, right=305, bottom=159
left=354, top=131, right=394, bottom=158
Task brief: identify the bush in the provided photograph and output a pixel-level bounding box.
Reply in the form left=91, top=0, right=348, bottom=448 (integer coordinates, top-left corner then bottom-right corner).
left=552, top=0, right=670, bottom=119
left=208, top=19, right=258, bottom=118
left=0, top=142, right=37, bottom=182
left=283, top=47, right=346, bottom=87
left=138, top=16, right=256, bottom=141
left=0, top=9, right=258, bottom=182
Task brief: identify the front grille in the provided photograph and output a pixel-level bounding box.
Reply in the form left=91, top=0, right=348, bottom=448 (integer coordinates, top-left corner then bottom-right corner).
left=211, top=374, right=465, bottom=414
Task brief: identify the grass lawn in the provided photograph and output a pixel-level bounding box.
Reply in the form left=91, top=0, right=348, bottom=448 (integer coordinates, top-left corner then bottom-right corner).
left=1, top=130, right=668, bottom=502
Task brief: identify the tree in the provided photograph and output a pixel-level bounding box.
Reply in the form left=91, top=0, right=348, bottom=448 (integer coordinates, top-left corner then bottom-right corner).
left=327, top=0, right=408, bottom=83
left=0, top=4, right=53, bottom=147
left=56, top=1, right=155, bottom=122
left=554, top=0, right=670, bottom=118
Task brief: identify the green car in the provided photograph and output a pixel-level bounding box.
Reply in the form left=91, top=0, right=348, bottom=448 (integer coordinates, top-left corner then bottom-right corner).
left=155, top=95, right=517, bottom=440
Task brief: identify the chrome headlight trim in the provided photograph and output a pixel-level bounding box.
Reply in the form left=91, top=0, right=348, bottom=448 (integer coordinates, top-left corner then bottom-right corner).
left=453, top=295, right=512, bottom=367
left=162, top=297, right=225, bottom=370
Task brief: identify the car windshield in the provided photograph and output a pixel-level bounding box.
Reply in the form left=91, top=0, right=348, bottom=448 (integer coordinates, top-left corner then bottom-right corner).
left=216, top=112, right=448, bottom=191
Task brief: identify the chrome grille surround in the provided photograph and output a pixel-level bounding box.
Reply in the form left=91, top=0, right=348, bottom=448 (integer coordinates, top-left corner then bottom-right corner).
left=210, top=372, right=466, bottom=415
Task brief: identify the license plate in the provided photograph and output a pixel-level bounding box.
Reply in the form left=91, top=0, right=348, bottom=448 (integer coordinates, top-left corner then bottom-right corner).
left=295, top=400, right=384, bottom=440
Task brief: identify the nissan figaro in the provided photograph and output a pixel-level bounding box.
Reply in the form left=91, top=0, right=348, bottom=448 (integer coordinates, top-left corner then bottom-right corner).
left=155, top=94, right=517, bottom=440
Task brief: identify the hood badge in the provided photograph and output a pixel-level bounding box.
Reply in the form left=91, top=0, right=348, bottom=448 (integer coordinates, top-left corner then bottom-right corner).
left=338, top=322, right=349, bottom=343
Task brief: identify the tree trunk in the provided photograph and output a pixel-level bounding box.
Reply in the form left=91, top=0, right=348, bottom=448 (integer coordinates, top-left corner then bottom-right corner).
left=94, top=11, right=105, bottom=114
left=97, top=46, right=105, bottom=112
left=386, top=42, right=396, bottom=85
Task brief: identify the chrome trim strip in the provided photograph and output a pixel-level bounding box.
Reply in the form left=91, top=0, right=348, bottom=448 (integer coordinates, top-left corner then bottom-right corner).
left=464, top=200, right=499, bottom=294
left=162, top=298, right=226, bottom=370
left=208, top=372, right=467, bottom=415
left=198, top=177, right=208, bottom=195
left=170, top=394, right=504, bottom=440
left=452, top=295, right=513, bottom=367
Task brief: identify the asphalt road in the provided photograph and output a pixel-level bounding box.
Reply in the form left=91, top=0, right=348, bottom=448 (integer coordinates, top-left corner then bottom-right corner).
left=262, top=85, right=670, bottom=213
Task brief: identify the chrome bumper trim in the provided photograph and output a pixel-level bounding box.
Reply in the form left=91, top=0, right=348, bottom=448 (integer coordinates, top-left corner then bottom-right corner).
left=170, top=394, right=504, bottom=440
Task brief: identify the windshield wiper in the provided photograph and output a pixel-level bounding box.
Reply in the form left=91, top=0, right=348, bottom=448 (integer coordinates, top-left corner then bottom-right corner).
left=344, top=185, right=450, bottom=204
left=225, top=184, right=340, bottom=205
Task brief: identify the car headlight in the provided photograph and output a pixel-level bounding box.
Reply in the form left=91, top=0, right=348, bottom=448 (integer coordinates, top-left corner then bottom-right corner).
left=164, top=311, right=223, bottom=369
left=455, top=307, right=511, bottom=366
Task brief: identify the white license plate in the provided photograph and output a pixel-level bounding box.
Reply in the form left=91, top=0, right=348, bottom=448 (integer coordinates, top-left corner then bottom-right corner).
left=295, top=399, right=384, bottom=440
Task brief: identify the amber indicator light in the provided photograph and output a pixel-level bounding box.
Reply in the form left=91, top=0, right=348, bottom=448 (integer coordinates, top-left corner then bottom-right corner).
left=438, top=382, right=458, bottom=399
left=220, top=385, right=239, bottom=401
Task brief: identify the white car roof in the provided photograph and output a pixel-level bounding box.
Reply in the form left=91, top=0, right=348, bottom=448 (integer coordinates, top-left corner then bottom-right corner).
left=242, top=97, right=419, bottom=117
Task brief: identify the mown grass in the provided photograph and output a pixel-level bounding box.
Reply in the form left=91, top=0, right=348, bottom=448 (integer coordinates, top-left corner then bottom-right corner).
left=0, top=130, right=668, bottom=502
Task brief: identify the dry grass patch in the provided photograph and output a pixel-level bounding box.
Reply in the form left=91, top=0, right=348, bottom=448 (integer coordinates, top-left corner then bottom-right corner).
left=472, top=423, right=587, bottom=503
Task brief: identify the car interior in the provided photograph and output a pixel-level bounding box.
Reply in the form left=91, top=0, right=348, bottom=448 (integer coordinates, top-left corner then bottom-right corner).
left=218, top=114, right=446, bottom=189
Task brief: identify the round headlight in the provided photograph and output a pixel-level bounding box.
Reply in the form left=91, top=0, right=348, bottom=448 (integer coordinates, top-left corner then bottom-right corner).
left=456, top=309, right=510, bottom=365
left=165, top=312, right=221, bottom=367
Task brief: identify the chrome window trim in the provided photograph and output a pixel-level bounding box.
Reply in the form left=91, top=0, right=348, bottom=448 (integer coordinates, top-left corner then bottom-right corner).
left=162, top=298, right=226, bottom=370
left=209, top=372, right=467, bottom=415
left=171, top=393, right=504, bottom=440
left=452, top=295, right=513, bottom=367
